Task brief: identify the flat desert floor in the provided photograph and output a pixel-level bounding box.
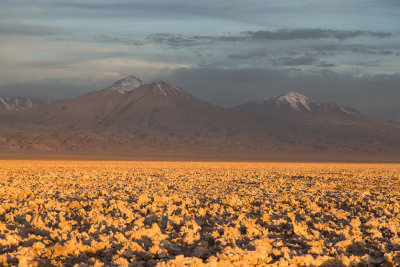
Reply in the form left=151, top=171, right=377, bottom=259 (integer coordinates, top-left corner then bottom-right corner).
left=0, top=161, right=399, bottom=266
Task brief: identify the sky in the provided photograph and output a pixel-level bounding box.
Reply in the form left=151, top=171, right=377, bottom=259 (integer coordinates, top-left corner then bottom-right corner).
left=1, top=0, right=400, bottom=121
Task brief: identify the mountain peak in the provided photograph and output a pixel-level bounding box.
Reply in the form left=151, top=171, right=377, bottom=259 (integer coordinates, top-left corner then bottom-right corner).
left=236, top=90, right=363, bottom=121
left=275, top=91, right=317, bottom=111
left=105, top=75, right=143, bottom=93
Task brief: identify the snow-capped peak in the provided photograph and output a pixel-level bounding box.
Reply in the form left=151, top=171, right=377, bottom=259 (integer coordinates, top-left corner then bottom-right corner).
left=106, top=75, right=143, bottom=93
left=275, top=91, right=317, bottom=111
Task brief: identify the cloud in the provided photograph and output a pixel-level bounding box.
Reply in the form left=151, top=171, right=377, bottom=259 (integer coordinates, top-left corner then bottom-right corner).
left=272, top=56, right=318, bottom=66
left=92, top=34, right=144, bottom=46
left=54, top=1, right=273, bottom=23
left=228, top=50, right=268, bottom=60
left=312, top=43, right=389, bottom=55
left=0, top=81, right=94, bottom=100
left=243, top=29, right=392, bottom=40
left=380, top=51, right=393, bottom=55
left=147, top=33, right=244, bottom=47
left=50, top=0, right=400, bottom=33
left=0, top=21, right=65, bottom=36
left=316, top=62, right=336, bottom=68
left=103, top=72, right=123, bottom=78
left=145, top=28, right=394, bottom=49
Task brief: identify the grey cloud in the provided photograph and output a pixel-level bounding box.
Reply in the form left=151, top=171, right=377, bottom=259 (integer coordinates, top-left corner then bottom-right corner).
left=272, top=56, right=318, bottom=66
left=146, top=29, right=395, bottom=49
left=0, top=21, right=65, bottom=36
left=22, top=50, right=127, bottom=69
left=355, top=61, right=381, bottom=67
left=316, top=62, right=336, bottom=68
left=380, top=50, right=393, bottom=55
left=228, top=50, right=268, bottom=60
left=312, top=43, right=396, bottom=56
left=92, top=34, right=144, bottom=46
left=52, top=1, right=400, bottom=30
left=55, top=1, right=274, bottom=23
left=243, top=29, right=392, bottom=40
left=59, top=2, right=221, bottom=15
left=147, top=33, right=244, bottom=47
left=286, top=68, right=302, bottom=72
left=53, top=1, right=268, bottom=26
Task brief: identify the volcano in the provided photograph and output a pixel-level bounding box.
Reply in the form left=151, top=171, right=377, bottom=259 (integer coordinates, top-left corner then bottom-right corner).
left=1, top=76, right=399, bottom=160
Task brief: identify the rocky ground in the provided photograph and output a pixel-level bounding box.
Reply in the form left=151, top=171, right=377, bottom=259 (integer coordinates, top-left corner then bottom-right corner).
left=0, top=161, right=399, bottom=266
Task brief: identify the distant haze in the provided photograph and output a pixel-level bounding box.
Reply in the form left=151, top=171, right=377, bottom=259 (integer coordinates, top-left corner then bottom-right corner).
left=0, top=0, right=400, bottom=122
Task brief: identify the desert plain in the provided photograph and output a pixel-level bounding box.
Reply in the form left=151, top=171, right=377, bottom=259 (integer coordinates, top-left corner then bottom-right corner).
left=0, top=160, right=399, bottom=266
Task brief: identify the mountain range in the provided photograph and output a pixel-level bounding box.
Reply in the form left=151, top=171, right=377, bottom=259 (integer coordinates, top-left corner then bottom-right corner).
left=1, top=75, right=399, bottom=161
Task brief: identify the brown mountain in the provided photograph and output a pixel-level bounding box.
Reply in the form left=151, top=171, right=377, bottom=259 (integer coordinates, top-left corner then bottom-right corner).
left=1, top=77, right=399, bottom=160
left=235, top=91, right=365, bottom=122
left=29, top=77, right=286, bottom=149
left=235, top=91, right=400, bottom=133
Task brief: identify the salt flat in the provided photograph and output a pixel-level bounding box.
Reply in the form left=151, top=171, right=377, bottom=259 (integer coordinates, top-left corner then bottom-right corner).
left=0, top=161, right=399, bottom=266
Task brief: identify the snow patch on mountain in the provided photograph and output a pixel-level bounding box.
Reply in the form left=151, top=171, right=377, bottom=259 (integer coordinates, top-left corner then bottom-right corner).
left=105, top=75, right=143, bottom=93
left=156, top=82, right=167, bottom=96
left=276, top=91, right=317, bottom=112
left=152, top=81, right=187, bottom=97
left=339, top=106, right=354, bottom=115
left=0, top=97, right=50, bottom=111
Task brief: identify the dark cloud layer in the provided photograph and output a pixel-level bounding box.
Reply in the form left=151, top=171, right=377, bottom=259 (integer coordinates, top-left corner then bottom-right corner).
left=272, top=56, right=318, bottom=66
left=316, top=62, right=336, bottom=68
left=312, top=43, right=395, bottom=56
left=227, top=50, right=269, bottom=60
left=243, top=29, right=392, bottom=40
left=143, top=29, right=393, bottom=52
left=146, top=28, right=393, bottom=49
left=147, top=33, right=244, bottom=47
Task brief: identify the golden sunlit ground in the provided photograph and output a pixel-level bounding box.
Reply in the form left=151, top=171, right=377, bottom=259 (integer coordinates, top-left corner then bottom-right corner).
left=0, top=161, right=399, bottom=266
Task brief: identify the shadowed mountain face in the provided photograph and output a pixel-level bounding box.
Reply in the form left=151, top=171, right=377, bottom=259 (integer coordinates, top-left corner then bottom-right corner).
left=1, top=76, right=400, bottom=160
